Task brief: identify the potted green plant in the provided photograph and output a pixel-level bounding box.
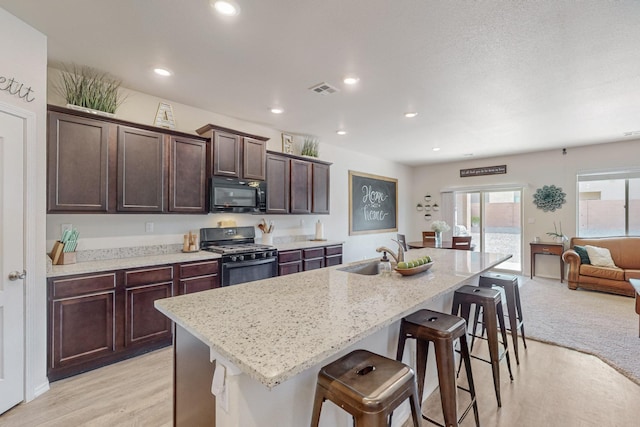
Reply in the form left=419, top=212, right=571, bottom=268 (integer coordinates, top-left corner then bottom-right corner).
left=546, top=221, right=568, bottom=243
left=56, top=64, right=126, bottom=116
left=301, top=136, right=319, bottom=157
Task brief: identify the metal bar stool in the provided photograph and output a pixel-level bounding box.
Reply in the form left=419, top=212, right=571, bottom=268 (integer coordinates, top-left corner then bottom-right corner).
left=473, top=273, right=527, bottom=364
left=452, top=285, right=513, bottom=407
left=310, top=349, right=421, bottom=427
left=396, top=309, right=480, bottom=427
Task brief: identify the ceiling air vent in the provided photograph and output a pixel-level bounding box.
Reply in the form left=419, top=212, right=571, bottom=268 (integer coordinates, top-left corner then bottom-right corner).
left=309, top=82, right=339, bottom=95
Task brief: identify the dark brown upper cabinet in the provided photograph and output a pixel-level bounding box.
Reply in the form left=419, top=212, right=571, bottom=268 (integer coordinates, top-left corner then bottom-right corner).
left=265, top=151, right=331, bottom=215
left=169, top=136, right=207, bottom=213
left=243, top=137, right=267, bottom=180
left=47, top=111, right=113, bottom=212
left=265, top=153, right=290, bottom=214
left=196, top=124, right=268, bottom=181
left=290, top=159, right=312, bottom=214
left=47, top=105, right=209, bottom=214
left=312, top=162, right=330, bottom=214
left=117, top=126, right=166, bottom=212
left=211, top=130, right=240, bottom=177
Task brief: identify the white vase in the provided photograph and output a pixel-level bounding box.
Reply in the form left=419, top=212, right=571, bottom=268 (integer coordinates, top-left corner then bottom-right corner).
left=262, top=233, right=273, bottom=245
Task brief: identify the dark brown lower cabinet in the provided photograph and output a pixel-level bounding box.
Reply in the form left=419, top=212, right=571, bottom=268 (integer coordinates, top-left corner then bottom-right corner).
left=303, top=247, right=325, bottom=271
left=48, top=259, right=220, bottom=381
left=278, top=249, right=302, bottom=276
left=124, top=266, right=174, bottom=348
left=325, top=245, right=343, bottom=267
left=178, top=260, right=220, bottom=294
left=48, top=272, right=119, bottom=381
left=278, top=244, right=343, bottom=276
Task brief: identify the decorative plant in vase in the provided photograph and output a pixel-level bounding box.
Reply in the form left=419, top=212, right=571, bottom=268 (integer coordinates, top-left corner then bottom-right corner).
left=431, top=220, right=450, bottom=247
left=56, top=64, right=126, bottom=116
left=546, top=221, right=568, bottom=243
left=301, top=136, right=319, bottom=157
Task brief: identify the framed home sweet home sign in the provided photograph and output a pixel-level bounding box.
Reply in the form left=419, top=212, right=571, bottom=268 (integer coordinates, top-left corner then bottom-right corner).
left=460, top=165, right=507, bottom=177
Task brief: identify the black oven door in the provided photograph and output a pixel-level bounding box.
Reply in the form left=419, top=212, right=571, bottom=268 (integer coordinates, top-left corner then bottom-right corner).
left=222, top=257, right=277, bottom=286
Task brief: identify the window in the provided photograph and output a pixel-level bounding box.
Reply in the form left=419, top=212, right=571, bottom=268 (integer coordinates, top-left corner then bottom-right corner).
left=577, top=171, right=640, bottom=236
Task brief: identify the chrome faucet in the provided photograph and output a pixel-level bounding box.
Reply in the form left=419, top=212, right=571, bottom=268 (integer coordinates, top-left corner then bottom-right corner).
left=376, top=239, right=405, bottom=264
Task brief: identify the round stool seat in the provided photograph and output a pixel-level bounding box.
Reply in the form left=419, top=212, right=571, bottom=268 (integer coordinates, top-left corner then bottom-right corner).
left=310, top=349, right=421, bottom=426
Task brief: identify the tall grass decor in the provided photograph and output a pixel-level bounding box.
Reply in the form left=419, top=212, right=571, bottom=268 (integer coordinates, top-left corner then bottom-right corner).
left=57, top=64, right=125, bottom=114
left=301, top=136, right=319, bottom=157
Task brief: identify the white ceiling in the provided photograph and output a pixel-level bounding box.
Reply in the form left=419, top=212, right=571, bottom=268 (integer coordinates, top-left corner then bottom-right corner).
left=2, top=0, right=640, bottom=165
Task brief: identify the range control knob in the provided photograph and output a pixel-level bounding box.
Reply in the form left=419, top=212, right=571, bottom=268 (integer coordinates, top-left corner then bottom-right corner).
left=261, top=252, right=268, bottom=258
left=230, top=256, right=238, bottom=262
left=250, top=253, right=256, bottom=260
left=238, top=255, right=245, bottom=261
left=265, top=251, right=273, bottom=258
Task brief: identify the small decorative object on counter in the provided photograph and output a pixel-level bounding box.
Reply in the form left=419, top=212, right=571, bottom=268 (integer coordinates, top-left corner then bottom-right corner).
left=259, top=219, right=274, bottom=245
left=182, top=230, right=199, bottom=252
left=315, top=220, right=325, bottom=240
left=378, top=252, right=392, bottom=277
left=51, top=228, right=79, bottom=264
left=394, top=256, right=434, bottom=276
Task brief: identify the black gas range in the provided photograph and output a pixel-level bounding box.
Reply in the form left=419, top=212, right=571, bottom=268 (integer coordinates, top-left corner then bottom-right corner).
left=200, top=227, right=278, bottom=286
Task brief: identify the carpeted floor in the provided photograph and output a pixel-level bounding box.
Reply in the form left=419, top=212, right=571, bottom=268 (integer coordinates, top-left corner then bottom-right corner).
left=518, top=275, right=640, bottom=385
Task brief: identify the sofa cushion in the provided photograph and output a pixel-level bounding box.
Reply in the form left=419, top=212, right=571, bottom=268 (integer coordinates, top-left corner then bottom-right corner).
left=585, top=245, right=617, bottom=268
left=573, top=245, right=591, bottom=264
left=580, top=264, right=625, bottom=281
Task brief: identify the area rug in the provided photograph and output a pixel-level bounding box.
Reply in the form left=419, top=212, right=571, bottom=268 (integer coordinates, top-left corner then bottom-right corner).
left=517, top=276, right=640, bottom=385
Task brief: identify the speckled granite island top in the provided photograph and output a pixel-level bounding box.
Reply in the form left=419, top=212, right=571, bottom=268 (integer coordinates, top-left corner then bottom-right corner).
left=154, top=248, right=511, bottom=389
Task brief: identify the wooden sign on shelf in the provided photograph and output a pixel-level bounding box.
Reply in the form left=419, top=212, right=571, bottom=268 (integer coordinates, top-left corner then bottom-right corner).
left=154, top=102, right=176, bottom=129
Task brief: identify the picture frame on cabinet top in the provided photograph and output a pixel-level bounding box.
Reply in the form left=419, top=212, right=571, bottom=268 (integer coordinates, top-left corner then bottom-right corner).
left=282, top=133, right=294, bottom=154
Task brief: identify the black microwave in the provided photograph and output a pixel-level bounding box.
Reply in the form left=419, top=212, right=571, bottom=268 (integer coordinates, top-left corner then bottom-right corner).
left=209, top=177, right=266, bottom=213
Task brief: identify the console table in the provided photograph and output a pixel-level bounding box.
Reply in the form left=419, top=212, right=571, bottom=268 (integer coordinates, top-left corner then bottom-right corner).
left=530, top=241, right=564, bottom=282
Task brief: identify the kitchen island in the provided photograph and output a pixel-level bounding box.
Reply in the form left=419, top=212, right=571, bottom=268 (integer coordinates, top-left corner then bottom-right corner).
left=155, top=247, right=511, bottom=426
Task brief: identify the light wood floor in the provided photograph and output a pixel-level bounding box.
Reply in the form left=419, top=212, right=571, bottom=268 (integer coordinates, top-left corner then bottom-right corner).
left=2, top=339, right=640, bottom=426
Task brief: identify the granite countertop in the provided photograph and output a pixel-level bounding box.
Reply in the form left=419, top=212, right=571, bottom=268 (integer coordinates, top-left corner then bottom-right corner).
left=273, top=240, right=343, bottom=251
left=154, top=247, right=511, bottom=389
left=47, top=251, right=221, bottom=278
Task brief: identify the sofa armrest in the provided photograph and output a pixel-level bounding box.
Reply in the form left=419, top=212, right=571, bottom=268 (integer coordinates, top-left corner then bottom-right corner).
left=562, top=249, right=581, bottom=287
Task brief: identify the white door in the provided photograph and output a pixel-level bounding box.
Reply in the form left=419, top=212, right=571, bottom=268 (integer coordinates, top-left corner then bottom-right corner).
left=0, top=107, right=25, bottom=414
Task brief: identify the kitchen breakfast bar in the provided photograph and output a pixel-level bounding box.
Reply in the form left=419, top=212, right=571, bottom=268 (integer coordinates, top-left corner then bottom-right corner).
left=154, top=247, right=511, bottom=427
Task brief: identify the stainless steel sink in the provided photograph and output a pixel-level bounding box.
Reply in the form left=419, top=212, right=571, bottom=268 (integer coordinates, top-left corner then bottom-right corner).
left=338, top=261, right=380, bottom=275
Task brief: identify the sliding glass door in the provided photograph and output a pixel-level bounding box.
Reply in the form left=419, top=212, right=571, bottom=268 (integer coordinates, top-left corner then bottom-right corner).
left=454, top=189, right=522, bottom=272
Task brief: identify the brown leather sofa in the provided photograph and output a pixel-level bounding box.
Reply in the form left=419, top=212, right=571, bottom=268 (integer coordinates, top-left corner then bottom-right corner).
left=562, top=236, right=640, bottom=297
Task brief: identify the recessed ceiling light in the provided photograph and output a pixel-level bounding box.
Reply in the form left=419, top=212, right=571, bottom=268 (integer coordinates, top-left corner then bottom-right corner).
left=343, top=76, right=360, bottom=85
left=623, top=130, right=640, bottom=136
left=336, top=130, right=347, bottom=135
left=153, top=68, right=172, bottom=77
left=432, top=147, right=441, bottom=152
left=404, top=112, right=418, bottom=118
left=270, top=107, right=284, bottom=114
left=211, top=0, right=240, bottom=16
